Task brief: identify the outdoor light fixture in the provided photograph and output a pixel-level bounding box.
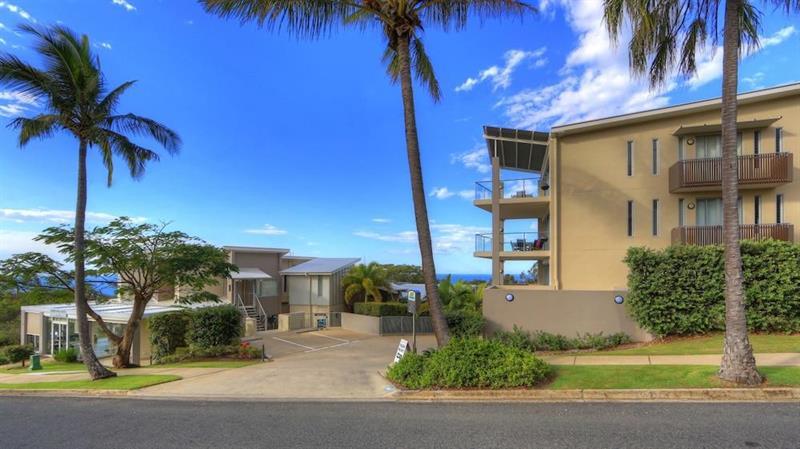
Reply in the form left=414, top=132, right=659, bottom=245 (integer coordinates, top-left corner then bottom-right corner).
left=505, top=294, right=515, bottom=302
left=687, top=202, right=696, bottom=210
left=614, top=295, right=624, bottom=305
left=687, top=137, right=695, bottom=145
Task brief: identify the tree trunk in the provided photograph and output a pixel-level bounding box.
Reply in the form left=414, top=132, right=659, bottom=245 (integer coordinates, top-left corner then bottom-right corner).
left=75, top=140, right=116, bottom=380
left=113, top=297, right=147, bottom=368
left=718, top=0, right=762, bottom=385
left=395, top=35, right=450, bottom=346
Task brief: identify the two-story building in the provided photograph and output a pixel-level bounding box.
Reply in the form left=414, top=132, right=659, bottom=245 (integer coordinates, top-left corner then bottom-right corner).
left=476, top=83, right=799, bottom=341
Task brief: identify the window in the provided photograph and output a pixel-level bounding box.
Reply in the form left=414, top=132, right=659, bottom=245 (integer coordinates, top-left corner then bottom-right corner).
left=754, top=195, right=761, bottom=225
left=776, top=127, right=783, bottom=153
left=678, top=198, right=685, bottom=226
left=626, top=141, right=634, bottom=176
left=283, top=276, right=287, bottom=293
left=651, top=139, right=659, bottom=175
left=754, top=130, right=761, bottom=155
left=678, top=137, right=685, bottom=160
left=317, top=276, right=324, bottom=297
left=652, top=199, right=659, bottom=236
left=256, top=279, right=277, bottom=297
left=777, top=194, right=784, bottom=223
left=696, top=198, right=722, bottom=226
left=627, top=200, right=634, bottom=236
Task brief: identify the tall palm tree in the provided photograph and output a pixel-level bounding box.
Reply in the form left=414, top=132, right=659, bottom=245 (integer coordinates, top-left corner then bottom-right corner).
left=343, top=262, right=388, bottom=305
left=200, top=0, right=534, bottom=346
left=604, top=0, right=798, bottom=385
left=0, top=25, right=181, bottom=379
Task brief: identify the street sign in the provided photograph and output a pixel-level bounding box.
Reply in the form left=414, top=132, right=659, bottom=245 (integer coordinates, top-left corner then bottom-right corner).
left=394, top=339, right=409, bottom=363
left=407, top=290, right=417, bottom=301
left=407, top=290, right=417, bottom=314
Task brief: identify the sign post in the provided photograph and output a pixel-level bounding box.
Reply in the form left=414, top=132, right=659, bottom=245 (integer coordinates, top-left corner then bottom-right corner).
left=393, top=339, right=409, bottom=363
left=407, top=290, right=417, bottom=353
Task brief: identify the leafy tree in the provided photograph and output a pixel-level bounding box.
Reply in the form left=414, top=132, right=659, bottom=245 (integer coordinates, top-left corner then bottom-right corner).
left=437, top=275, right=484, bottom=313
left=380, top=264, right=424, bottom=284
left=0, top=25, right=181, bottom=379
left=343, top=262, right=388, bottom=305
left=604, top=0, right=799, bottom=385
left=3, top=218, right=236, bottom=368
left=199, top=0, right=534, bottom=346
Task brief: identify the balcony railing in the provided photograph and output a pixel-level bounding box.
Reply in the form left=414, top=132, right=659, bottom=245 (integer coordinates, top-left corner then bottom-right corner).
left=669, top=153, right=793, bottom=192
left=475, top=232, right=549, bottom=252
left=671, top=223, right=794, bottom=245
left=474, top=178, right=546, bottom=201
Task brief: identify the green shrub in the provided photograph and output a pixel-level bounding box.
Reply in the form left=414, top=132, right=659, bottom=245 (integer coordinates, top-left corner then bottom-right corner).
left=187, top=305, right=242, bottom=349
left=3, top=344, right=34, bottom=364
left=149, top=311, right=191, bottom=362
left=0, top=354, right=9, bottom=365
left=354, top=302, right=409, bottom=317
left=494, top=327, right=631, bottom=352
left=53, top=348, right=78, bottom=363
left=625, top=241, right=800, bottom=336
left=387, top=338, right=552, bottom=389
left=157, top=344, right=241, bottom=364
left=445, top=310, right=485, bottom=337
left=237, top=342, right=261, bottom=359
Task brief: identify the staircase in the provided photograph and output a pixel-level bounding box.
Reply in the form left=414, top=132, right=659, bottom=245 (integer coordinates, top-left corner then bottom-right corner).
left=235, top=294, right=267, bottom=332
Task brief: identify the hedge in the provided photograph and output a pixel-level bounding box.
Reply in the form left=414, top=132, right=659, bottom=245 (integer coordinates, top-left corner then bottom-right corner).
left=3, top=344, right=34, bottom=364
left=625, top=240, right=800, bottom=336
left=445, top=310, right=485, bottom=337
left=186, top=305, right=242, bottom=349
left=149, top=311, right=191, bottom=363
left=354, top=302, right=409, bottom=317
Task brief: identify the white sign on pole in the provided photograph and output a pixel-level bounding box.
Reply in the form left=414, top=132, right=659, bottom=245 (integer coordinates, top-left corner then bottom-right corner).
left=393, top=339, right=409, bottom=363
left=407, top=290, right=417, bottom=302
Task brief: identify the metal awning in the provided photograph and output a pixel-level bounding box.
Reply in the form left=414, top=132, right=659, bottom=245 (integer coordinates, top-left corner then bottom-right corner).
left=672, top=117, right=780, bottom=136
left=230, top=268, right=272, bottom=280
left=483, top=126, right=550, bottom=173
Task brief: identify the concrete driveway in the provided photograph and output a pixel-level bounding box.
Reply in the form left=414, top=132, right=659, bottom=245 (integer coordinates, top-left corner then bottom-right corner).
left=132, top=329, right=436, bottom=400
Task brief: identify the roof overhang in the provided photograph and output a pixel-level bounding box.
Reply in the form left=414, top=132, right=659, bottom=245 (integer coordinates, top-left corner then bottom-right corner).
left=483, top=126, right=550, bottom=173
left=672, top=117, right=781, bottom=136
left=230, top=267, right=272, bottom=280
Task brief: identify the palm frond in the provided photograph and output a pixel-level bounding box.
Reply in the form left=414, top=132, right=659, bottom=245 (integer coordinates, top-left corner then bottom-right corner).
left=8, top=114, right=61, bottom=147
left=104, top=113, right=182, bottom=154
left=0, top=54, right=56, bottom=100
left=97, top=80, right=136, bottom=117
left=96, top=128, right=161, bottom=181
left=420, top=0, right=534, bottom=31
left=410, top=36, right=440, bottom=101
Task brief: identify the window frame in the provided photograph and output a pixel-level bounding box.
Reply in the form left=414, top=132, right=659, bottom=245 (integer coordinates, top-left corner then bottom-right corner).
left=627, top=200, right=634, bottom=237
left=777, top=194, right=784, bottom=224
left=626, top=140, right=634, bottom=176
left=651, top=138, right=659, bottom=175
left=776, top=127, right=783, bottom=153
left=652, top=199, right=659, bottom=236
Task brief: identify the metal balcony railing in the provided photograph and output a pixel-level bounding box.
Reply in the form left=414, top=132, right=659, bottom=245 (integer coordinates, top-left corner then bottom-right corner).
left=671, top=223, right=794, bottom=245
left=474, top=177, right=547, bottom=201
left=475, top=232, right=549, bottom=252
left=669, top=153, right=793, bottom=192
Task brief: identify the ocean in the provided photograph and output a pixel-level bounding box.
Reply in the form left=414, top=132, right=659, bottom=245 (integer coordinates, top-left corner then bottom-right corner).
left=438, top=274, right=491, bottom=283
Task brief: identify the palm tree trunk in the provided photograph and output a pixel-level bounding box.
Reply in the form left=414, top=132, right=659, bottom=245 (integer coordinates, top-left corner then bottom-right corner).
left=75, top=140, right=116, bottom=380
left=717, top=0, right=761, bottom=385
left=395, top=35, right=450, bottom=346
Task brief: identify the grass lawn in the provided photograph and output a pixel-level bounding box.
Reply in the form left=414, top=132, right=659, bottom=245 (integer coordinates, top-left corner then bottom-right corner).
left=573, top=333, right=800, bottom=356
left=547, top=365, right=800, bottom=390
left=150, top=360, right=262, bottom=369
left=0, top=374, right=180, bottom=391
left=4, top=361, right=86, bottom=374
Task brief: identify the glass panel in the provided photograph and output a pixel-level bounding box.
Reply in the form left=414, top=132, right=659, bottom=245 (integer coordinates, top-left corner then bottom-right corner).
left=696, top=135, right=721, bottom=158
left=257, top=279, right=277, bottom=297
left=696, top=198, right=722, bottom=226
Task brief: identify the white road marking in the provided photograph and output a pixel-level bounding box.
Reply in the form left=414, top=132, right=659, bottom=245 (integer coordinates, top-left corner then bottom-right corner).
left=311, top=333, right=350, bottom=343
left=272, top=336, right=315, bottom=351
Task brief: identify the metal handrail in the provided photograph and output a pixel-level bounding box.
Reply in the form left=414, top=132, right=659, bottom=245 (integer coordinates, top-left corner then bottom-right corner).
left=474, top=177, right=544, bottom=200
left=475, top=232, right=549, bottom=252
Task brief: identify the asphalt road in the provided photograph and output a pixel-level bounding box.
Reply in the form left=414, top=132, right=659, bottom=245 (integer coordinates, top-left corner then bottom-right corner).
left=1, top=398, right=799, bottom=449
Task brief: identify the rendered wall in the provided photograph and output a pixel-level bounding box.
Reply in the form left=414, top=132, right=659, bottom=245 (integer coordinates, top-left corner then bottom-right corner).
left=340, top=312, right=381, bottom=335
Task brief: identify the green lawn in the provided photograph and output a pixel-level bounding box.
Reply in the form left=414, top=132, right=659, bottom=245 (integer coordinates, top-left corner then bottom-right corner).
left=150, top=360, right=262, bottom=369
left=547, top=365, right=800, bottom=390
left=4, top=361, right=87, bottom=374
left=573, top=333, right=800, bottom=356
left=0, top=374, right=180, bottom=391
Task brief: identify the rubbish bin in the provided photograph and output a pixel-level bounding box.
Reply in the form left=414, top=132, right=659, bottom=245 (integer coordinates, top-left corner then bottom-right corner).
left=29, top=353, right=42, bottom=371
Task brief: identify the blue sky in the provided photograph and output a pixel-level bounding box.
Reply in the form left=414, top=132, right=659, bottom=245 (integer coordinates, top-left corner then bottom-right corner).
left=0, top=1, right=798, bottom=275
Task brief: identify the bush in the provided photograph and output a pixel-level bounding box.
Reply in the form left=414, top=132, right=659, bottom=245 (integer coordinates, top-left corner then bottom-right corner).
left=494, top=326, right=631, bottom=352
left=354, top=302, right=409, bottom=317
left=237, top=342, right=261, bottom=360
left=626, top=241, right=800, bottom=336
left=157, top=344, right=241, bottom=364
left=386, top=338, right=552, bottom=389
left=0, top=354, right=9, bottom=365
left=3, top=344, right=34, bottom=364
left=53, top=348, right=78, bottom=363
left=187, top=305, right=242, bottom=349
left=149, top=311, right=191, bottom=362
left=445, top=310, right=485, bottom=337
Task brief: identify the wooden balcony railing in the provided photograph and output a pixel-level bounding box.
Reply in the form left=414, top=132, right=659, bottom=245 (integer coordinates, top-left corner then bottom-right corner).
left=669, top=153, right=793, bottom=192
left=671, top=223, right=794, bottom=245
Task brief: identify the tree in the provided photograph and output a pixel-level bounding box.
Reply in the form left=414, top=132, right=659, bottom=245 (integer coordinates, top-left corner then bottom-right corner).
left=343, top=262, right=388, bottom=305
left=604, top=0, right=799, bottom=384
left=24, top=218, right=237, bottom=368
left=0, top=25, right=181, bottom=379
left=380, top=264, right=424, bottom=284
left=437, top=275, right=484, bottom=313
left=199, top=0, right=534, bottom=347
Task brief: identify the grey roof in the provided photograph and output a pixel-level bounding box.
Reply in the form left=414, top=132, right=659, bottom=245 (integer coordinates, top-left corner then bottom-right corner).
left=280, top=257, right=360, bottom=275
left=390, top=282, right=427, bottom=299
left=483, top=126, right=549, bottom=173
left=223, top=246, right=290, bottom=254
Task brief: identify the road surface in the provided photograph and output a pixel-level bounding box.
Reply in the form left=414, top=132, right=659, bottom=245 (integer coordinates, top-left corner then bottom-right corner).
left=1, top=397, right=798, bottom=448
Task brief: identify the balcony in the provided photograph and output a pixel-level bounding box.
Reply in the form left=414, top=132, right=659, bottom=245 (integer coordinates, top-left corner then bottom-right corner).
left=474, top=232, right=550, bottom=260
left=671, top=223, right=794, bottom=245
left=473, top=178, right=549, bottom=219
left=669, top=153, right=793, bottom=193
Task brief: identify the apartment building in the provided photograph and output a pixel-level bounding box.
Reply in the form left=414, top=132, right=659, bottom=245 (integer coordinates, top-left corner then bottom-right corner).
left=476, top=83, right=799, bottom=341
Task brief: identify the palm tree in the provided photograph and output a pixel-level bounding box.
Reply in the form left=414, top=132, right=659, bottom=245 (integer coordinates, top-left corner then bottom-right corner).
left=343, top=262, right=388, bottom=305
left=0, top=25, right=181, bottom=379
left=200, top=0, right=534, bottom=347
left=604, top=0, right=798, bottom=385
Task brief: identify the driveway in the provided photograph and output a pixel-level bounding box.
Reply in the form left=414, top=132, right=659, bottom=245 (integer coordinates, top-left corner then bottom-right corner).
left=132, top=329, right=436, bottom=400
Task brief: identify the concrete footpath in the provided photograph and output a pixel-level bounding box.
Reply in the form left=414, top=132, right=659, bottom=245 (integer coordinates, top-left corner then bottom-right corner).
left=541, top=353, right=800, bottom=366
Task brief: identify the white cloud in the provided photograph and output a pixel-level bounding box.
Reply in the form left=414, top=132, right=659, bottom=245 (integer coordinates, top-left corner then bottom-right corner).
left=0, top=90, right=39, bottom=117
left=111, top=0, right=136, bottom=12
left=353, top=230, right=417, bottom=243
left=742, top=71, right=766, bottom=90
left=761, top=26, right=796, bottom=48
left=98, top=42, right=112, bottom=50
left=451, top=144, right=490, bottom=173
left=455, top=48, right=547, bottom=92
left=0, top=37, right=5, bottom=45
left=0, top=208, right=145, bottom=224
left=429, top=187, right=455, bottom=200
left=0, top=229, right=62, bottom=260
left=0, top=2, right=35, bottom=22
left=371, top=218, right=391, bottom=224
left=457, top=190, right=473, bottom=200
left=353, top=223, right=489, bottom=256
left=244, top=224, right=287, bottom=235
